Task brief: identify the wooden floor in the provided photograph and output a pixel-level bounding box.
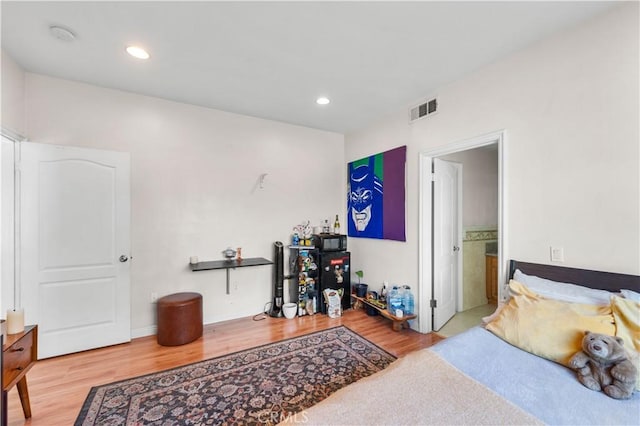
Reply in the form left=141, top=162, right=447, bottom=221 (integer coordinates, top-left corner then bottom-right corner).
left=6, top=310, right=443, bottom=425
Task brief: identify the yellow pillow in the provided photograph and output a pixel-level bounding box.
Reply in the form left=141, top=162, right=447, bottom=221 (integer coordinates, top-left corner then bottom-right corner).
left=611, top=295, right=640, bottom=351
left=611, top=295, right=640, bottom=390
left=486, top=280, right=615, bottom=366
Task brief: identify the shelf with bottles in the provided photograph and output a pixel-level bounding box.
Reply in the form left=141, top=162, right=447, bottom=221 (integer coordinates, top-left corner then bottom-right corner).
left=351, top=294, right=416, bottom=331
left=291, top=247, right=319, bottom=316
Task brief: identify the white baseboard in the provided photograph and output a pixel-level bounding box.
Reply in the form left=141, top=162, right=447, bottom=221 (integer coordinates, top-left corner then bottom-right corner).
left=131, top=325, right=157, bottom=339
left=130, top=315, right=232, bottom=340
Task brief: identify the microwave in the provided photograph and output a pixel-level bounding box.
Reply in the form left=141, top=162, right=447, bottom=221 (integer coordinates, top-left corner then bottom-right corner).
left=312, top=233, right=347, bottom=252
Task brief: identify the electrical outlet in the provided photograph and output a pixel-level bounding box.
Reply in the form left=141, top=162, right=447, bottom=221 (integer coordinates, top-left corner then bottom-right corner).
left=151, top=292, right=158, bottom=303
left=550, top=246, right=564, bottom=262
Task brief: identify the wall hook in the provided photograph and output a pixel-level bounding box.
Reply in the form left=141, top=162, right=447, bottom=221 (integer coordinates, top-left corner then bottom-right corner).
left=259, top=173, right=268, bottom=189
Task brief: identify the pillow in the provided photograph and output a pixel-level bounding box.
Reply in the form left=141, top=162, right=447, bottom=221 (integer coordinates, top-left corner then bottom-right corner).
left=486, top=280, right=615, bottom=367
left=611, top=295, right=640, bottom=390
left=621, top=289, right=640, bottom=303
left=481, top=302, right=506, bottom=326
left=513, top=269, right=613, bottom=306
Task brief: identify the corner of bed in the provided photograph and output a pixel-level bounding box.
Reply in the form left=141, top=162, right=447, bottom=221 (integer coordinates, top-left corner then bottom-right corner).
left=285, top=260, right=640, bottom=426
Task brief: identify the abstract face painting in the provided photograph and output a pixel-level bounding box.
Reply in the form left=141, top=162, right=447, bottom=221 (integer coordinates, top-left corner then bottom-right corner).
left=347, top=146, right=406, bottom=241
left=348, top=155, right=383, bottom=237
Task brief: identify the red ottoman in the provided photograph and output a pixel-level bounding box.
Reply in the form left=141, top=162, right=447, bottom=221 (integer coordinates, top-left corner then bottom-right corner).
left=157, top=292, right=203, bottom=346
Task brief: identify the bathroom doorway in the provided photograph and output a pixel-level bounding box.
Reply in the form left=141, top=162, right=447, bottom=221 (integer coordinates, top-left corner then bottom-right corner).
left=418, top=130, right=505, bottom=335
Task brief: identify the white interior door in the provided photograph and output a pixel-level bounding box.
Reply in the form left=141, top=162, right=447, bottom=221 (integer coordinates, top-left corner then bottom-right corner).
left=433, top=158, right=459, bottom=331
left=20, top=141, right=131, bottom=359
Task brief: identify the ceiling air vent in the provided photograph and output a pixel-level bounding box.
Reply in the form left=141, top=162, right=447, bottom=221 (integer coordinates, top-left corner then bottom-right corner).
left=409, top=98, right=438, bottom=123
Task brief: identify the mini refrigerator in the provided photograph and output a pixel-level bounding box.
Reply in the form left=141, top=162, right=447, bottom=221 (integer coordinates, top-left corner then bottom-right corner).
left=318, top=251, right=351, bottom=314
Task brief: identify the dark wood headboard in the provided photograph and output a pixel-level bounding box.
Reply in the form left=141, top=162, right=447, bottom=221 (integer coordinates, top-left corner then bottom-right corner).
left=509, top=260, right=640, bottom=292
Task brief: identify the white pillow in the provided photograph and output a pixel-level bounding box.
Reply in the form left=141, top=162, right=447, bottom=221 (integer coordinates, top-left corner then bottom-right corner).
left=620, top=289, right=640, bottom=302
left=512, top=269, right=612, bottom=306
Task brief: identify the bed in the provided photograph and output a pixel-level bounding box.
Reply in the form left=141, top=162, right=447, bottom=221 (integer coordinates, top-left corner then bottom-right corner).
left=286, top=260, right=640, bottom=425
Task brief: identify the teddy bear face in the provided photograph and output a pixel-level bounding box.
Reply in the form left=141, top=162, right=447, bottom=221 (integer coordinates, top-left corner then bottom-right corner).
left=582, top=332, right=626, bottom=364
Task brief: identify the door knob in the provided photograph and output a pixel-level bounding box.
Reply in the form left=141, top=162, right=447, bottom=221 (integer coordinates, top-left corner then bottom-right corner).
left=119, top=255, right=129, bottom=262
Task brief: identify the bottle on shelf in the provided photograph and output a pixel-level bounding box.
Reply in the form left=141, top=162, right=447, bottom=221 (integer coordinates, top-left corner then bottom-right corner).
left=387, top=285, right=403, bottom=317
left=397, top=286, right=406, bottom=311
left=402, top=285, right=414, bottom=315
left=334, top=214, right=340, bottom=235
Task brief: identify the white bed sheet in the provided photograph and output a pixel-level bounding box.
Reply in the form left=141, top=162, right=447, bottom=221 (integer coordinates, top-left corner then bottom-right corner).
left=431, top=327, right=640, bottom=425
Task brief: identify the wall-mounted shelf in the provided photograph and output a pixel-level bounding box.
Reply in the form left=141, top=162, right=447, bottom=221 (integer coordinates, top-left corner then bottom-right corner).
left=190, top=257, right=273, bottom=294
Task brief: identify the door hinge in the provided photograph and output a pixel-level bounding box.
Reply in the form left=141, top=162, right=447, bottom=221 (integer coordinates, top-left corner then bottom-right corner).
left=431, top=172, right=435, bottom=181
left=430, top=299, right=437, bottom=308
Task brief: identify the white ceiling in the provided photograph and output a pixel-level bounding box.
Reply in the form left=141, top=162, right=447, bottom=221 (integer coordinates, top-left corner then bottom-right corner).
left=1, top=1, right=617, bottom=134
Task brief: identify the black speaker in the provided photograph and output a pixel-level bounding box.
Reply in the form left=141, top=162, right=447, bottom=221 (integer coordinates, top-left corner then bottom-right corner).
left=269, top=241, right=284, bottom=317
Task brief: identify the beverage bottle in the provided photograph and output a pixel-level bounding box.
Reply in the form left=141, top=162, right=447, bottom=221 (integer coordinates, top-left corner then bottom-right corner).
left=402, top=285, right=414, bottom=315
left=387, top=286, right=403, bottom=316
left=380, top=282, right=388, bottom=302
left=397, top=286, right=406, bottom=312
left=334, top=215, right=340, bottom=234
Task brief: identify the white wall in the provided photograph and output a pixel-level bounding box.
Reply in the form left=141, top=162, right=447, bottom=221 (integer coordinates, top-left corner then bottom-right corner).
left=23, top=74, right=344, bottom=336
left=441, top=147, right=498, bottom=229
left=346, top=3, right=639, bottom=330
left=1, top=50, right=26, bottom=136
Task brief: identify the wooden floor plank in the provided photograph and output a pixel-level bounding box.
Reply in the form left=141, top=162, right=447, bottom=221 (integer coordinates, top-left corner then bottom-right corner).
left=6, top=309, right=443, bottom=425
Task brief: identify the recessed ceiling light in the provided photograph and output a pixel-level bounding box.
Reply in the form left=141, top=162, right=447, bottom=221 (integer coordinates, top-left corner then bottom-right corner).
left=316, top=97, right=330, bottom=105
left=126, top=46, right=150, bottom=60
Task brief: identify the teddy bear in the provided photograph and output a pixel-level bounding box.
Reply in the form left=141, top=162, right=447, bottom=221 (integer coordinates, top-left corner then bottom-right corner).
left=569, top=331, right=637, bottom=399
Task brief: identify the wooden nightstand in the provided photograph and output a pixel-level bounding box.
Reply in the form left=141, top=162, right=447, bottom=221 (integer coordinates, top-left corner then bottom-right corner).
left=2, top=324, right=38, bottom=425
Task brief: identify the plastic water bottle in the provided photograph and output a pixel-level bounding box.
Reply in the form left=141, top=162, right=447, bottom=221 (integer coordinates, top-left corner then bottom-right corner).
left=402, top=285, right=414, bottom=315
left=397, top=286, right=405, bottom=311
left=387, top=286, right=403, bottom=316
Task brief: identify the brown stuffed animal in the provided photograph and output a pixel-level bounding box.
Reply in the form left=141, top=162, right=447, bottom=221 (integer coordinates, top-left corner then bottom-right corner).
left=569, top=331, right=637, bottom=399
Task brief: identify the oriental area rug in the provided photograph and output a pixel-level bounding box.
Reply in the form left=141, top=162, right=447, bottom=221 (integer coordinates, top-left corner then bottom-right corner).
left=75, top=326, right=396, bottom=425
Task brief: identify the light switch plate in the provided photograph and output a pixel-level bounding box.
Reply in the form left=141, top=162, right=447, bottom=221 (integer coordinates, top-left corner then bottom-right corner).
left=550, top=246, right=564, bottom=262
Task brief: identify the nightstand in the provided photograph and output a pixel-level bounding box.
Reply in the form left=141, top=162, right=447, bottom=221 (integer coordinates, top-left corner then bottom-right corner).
left=2, top=324, right=38, bottom=424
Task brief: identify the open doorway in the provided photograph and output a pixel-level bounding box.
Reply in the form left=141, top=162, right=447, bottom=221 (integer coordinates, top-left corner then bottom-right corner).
left=417, top=130, right=506, bottom=335
left=437, top=145, right=498, bottom=336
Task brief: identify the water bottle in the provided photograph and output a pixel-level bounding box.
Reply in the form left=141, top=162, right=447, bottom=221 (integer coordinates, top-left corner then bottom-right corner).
left=387, top=286, right=403, bottom=316
left=397, top=286, right=405, bottom=311
left=402, top=285, right=414, bottom=315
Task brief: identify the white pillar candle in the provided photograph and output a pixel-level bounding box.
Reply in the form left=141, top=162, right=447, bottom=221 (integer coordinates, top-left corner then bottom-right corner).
left=190, top=256, right=199, bottom=264
left=7, top=308, right=25, bottom=334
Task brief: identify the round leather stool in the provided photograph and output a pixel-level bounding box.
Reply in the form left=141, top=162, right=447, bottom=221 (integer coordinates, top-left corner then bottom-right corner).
left=157, top=292, right=203, bottom=346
